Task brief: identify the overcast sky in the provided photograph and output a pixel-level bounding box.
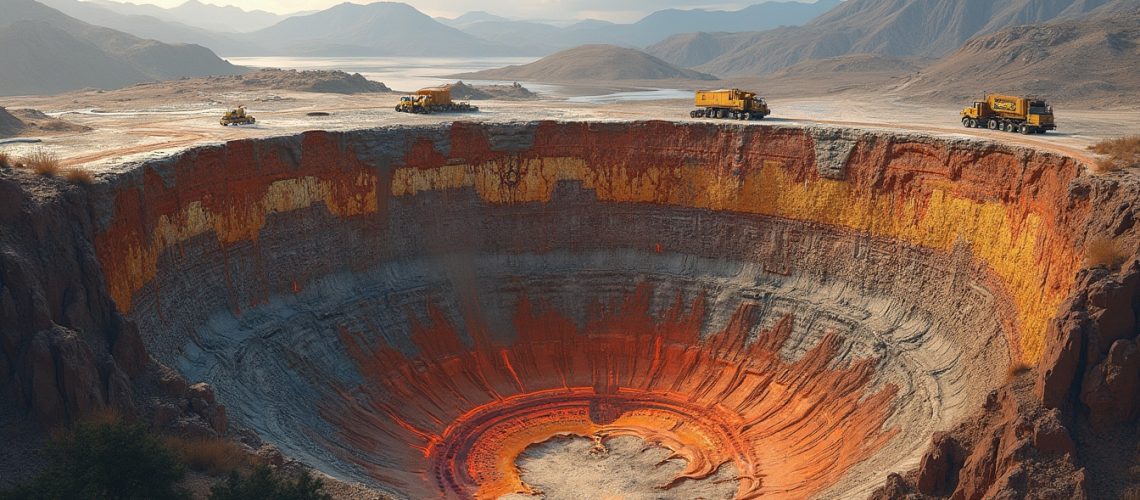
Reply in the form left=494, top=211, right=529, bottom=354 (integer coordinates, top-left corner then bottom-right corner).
left=124, top=0, right=818, bottom=22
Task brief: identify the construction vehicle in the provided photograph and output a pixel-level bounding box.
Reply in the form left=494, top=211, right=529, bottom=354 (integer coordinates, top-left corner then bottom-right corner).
left=220, top=106, right=255, bottom=126
left=961, top=94, right=1055, bottom=134
left=395, top=87, right=478, bottom=114
left=689, top=89, right=770, bottom=120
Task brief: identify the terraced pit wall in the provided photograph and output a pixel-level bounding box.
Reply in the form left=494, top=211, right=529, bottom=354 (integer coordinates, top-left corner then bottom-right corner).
left=4, top=120, right=1114, bottom=499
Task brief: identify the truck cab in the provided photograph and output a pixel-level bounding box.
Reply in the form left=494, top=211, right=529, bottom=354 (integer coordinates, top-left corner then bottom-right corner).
left=1026, top=100, right=1055, bottom=130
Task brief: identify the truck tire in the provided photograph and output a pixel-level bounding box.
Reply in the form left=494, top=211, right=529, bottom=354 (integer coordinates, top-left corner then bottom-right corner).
left=988, top=119, right=999, bottom=130
left=1020, top=125, right=1031, bottom=135
left=741, top=112, right=751, bottom=121
left=962, top=117, right=970, bottom=127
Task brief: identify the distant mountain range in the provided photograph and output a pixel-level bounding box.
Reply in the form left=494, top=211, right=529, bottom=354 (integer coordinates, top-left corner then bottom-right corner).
left=898, top=3, right=1140, bottom=104
left=36, top=0, right=844, bottom=58
left=0, top=0, right=242, bottom=96
left=246, top=2, right=514, bottom=56
left=86, top=0, right=288, bottom=33
left=649, top=0, right=1135, bottom=76
left=448, top=0, right=841, bottom=55
left=37, top=0, right=263, bottom=55
left=454, top=45, right=718, bottom=81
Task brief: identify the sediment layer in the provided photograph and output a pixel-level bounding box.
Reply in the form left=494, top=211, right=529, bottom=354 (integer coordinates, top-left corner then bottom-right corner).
left=75, top=121, right=1094, bottom=498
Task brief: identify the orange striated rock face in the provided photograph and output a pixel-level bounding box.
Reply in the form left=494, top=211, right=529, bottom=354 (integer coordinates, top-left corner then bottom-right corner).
left=88, top=121, right=1096, bottom=498
left=331, top=290, right=897, bottom=498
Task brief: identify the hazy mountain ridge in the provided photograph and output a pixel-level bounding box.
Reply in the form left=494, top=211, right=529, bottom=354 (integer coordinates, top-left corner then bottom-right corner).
left=897, top=5, right=1140, bottom=103
left=0, top=0, right=242, bottom=96
left=454, top=0, right=841, bottom=55
left=247, top=2, right=516, bottom=56
left=88, top=0, right=287, bottom=32
left=453, top=44, right=717, bottom=81
left=36, top=0, right=263, bottom=55
left=650, top=0, right=1134, bottom=76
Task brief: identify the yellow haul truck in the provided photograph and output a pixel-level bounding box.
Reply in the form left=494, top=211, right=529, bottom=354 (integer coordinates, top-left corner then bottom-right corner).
left=395, top=87, right=478, bottom=114
left=690, top=89, right=770, bottom=121
left=961, top=94, right=1055, bottom=134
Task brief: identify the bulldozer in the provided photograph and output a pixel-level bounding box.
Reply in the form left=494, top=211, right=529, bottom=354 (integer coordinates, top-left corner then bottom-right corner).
left=220, top=106, right=255, bottom=126
left=395, top=87, right=478, bottom=114
left=961, top=94, right=1055, bottom=134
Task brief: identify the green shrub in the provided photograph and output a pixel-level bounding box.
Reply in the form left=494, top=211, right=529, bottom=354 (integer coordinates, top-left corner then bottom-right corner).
left=0, top=419, right=188, bottom=500
left=209, top=465, right=331, bottom=500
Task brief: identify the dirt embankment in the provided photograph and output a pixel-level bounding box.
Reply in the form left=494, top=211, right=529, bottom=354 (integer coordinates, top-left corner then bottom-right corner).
left=447, top=81, right=537, bottom=100
left=0, top=107, right=89, bottom=138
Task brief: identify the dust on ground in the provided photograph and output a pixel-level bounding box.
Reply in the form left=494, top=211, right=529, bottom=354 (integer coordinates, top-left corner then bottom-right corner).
left=1, top=78, right=1138, bottom=173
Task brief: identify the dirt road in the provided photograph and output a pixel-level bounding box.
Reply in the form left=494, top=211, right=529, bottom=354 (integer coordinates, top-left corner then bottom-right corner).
left=2, top=86, right=1136, bottom=171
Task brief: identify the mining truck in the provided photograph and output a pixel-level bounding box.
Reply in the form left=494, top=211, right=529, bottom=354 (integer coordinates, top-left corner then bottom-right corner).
left=395, top=87, right=478, bottom=114
left=961, top=94, right=1055, bottom=134
left=689, top=89, right=770, bottom=120
left=220, top=106, right=255, bottom=126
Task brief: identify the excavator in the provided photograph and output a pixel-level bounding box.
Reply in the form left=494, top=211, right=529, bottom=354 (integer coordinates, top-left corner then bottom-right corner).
left=220, top=106, right=255, bottom=126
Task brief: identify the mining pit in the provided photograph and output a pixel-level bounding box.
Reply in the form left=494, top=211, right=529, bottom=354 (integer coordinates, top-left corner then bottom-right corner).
left=3, top=120, right=1138, bottom=499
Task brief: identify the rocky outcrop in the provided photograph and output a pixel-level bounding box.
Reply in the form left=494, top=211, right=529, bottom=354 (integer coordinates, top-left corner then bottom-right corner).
left=0, top=170, right=141, bottom=426
left=876, top=378, right=1085, bottom=500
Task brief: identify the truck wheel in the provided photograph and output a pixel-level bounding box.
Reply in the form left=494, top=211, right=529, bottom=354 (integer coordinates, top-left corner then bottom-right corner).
left=962, top=117, right=970, bottom=127
left=988, top=119, right=998, bottom=130
left=741, top=112, right=750, bottom=121
left=1020, top=125, right=1031, bottom=135
left=1002, top=122, right=1012, bottom=132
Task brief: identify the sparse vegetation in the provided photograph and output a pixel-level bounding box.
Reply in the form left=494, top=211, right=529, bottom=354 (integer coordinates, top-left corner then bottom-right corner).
left=1085, top=236, right=1128, bottom=270
left=0, top=149, right=10, bottom=168
left=166, top=436, right=250, bottom=476
left=1088, top=136, right=1140, bottom=173
left=19, top=148, right=61, bottom=177
left=64, top=167, right=94, bottom=185
left=0, top=417, right=189, bottom=500
left=208, top=465, right=332, bottom=500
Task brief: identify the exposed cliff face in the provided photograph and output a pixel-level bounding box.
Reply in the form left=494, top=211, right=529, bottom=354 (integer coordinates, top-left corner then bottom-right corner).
left=0, top=173, right=142, bottom=427
left=2, top=121, right=1137, bottom=498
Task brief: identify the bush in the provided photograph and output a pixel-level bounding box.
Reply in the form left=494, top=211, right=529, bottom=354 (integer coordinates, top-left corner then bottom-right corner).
left=20, top=148, right=60, bottom=177
left=1085, top=236, right=1127, bottom=270
left=1089, top=136, right=1140, bottom=173
left=165, top=436, right=249, bottom=476
left=209, top=465, right=331, bottom=500
left=63, top=168, right=93, bottom=184
left=0, top=418, right=188, bottom=500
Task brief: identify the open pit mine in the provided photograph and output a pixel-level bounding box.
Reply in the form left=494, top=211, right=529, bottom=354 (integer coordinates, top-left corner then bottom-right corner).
left=2, top=121, right=1138, bottom=499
